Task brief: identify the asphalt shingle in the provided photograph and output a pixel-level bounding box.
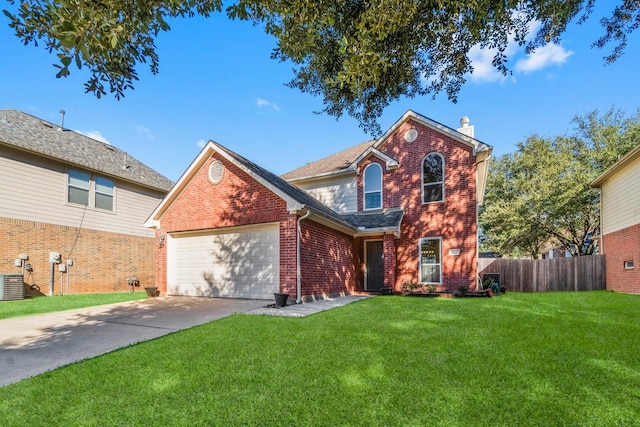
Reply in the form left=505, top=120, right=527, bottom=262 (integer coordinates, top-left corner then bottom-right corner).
left=0, top=109, right=173, bottom=191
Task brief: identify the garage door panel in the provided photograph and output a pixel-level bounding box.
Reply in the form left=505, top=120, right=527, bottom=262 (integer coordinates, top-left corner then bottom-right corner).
left=169, top=225, right=279, bottom=299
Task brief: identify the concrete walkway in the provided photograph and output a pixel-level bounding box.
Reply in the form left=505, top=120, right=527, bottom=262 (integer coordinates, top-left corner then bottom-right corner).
left=0, top=295, right=370, bottom=386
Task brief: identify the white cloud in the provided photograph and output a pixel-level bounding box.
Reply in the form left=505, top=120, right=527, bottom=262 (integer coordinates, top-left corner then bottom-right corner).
left=136, top=125, right=155, bottom=140
left=196, top=139, right=207, bottom=148
left=468, top=16, right=571, bottom=83
left=515, top=43, right=574, bottom=73
left=77, top=130, right=110, bottom=144
left=256, top=98, right=280, bottom=112
left=468, top=45, right=507, bottom=83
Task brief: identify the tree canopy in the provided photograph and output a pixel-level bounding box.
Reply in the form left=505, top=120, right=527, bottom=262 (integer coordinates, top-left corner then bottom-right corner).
left=479, top=109, right=640, bottom=259
left=4, top=1, right=640, bottom=133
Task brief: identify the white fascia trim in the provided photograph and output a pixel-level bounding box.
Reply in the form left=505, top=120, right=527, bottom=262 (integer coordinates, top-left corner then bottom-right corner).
left=355, top=228, right=401, bottom=238
left=146, top=140, right=305, bottom=226
left=301, top=210, right=356, bottom=236
left=144, top=142, right=217, bottom=227
left=144, top=218, right=160, bottom=229
left=373, top=110, right=492, bottom=155
left=591, top=143, right=640, bottom=188
left=350, top=147, right=399, bottom=170
left=211, top=141, right=304, bottom=210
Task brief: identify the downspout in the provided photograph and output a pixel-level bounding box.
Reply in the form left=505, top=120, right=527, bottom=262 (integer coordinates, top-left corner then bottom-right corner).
left=296, top=209, right=311, bottom=304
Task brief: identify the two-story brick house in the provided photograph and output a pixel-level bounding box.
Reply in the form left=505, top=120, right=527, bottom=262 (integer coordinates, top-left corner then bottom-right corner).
left=146, top=110, right=492, bottom=301
left=0, top=110, right=173, bottom=296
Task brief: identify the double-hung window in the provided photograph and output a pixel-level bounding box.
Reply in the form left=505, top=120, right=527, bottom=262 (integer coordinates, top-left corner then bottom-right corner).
left=423, top=153, right=444, bottom=203
left=419, top=237, right=442, bottom=283
left=67, top=169, right=114, bottom=211
left=364, top=163, right=382, bottom=210
left=68, top=169, right=91, bottom=206
left=95, top=176, right=114, bottom=210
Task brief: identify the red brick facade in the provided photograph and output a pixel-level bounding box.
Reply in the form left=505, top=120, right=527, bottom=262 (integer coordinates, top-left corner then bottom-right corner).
left=299, top=220, right=360, bottom=298
left=154, top=153, right=298, bottom=296
left=154, top=115, right=482, bottom=299
left=602, top=224, right=640, bottom=294
left=0, top=216, right=154, bottom=296
left=356, top=120, right=478, bottom=291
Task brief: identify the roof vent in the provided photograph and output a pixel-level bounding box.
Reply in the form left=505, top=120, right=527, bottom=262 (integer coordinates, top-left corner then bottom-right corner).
left=58, top=110, right=66, bottom=131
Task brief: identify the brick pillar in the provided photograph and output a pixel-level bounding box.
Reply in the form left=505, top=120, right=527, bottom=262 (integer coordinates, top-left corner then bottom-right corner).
left=383, top=234, right=396, bottom=290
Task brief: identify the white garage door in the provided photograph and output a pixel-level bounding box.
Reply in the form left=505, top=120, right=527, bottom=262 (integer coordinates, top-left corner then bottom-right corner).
left=168, top=224, right=279, bottom=299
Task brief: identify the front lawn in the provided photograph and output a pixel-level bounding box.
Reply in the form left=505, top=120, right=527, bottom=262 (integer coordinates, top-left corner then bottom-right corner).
left=1, top=291, right=639, bottom=426
left=0, top=292, right=146, bottom=320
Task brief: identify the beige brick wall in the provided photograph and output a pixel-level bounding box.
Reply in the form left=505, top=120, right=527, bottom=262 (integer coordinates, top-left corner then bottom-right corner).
left=0, top=216, right=155, bottom=296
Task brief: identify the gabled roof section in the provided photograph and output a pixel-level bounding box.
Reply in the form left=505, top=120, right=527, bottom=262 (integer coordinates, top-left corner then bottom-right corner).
left=146, top=141, right=355, bottom=231
left=281, top=139, right=375, bottom=182
left=591, top=142, right=640, bottom=188
left=372, top=110, right=492, bottom=154
left=340, top=209, right=404, bottom=237
left=146, top=141, right=403, bottom=236
left=282, top=110, right=492, bottom=184
left=0, top=109, right=173, bottom=192
left=351, top=146, right=399, bottom=170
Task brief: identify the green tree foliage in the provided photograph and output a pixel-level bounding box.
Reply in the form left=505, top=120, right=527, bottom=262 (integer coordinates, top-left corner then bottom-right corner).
left=480, top=109, right=640, bottom=258
left=4, top=1, right=640, bottom=132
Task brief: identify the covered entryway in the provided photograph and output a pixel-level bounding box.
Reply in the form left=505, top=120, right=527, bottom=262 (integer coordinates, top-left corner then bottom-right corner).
left=167, top=224, right=279, bottom=299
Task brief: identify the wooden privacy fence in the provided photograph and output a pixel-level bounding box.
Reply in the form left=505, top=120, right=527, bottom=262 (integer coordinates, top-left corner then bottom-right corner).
left=478, top=255, right=606, bottom=292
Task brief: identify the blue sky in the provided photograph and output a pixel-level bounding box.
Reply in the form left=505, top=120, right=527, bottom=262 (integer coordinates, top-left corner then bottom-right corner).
left=1, top=4, right=638, bottom=182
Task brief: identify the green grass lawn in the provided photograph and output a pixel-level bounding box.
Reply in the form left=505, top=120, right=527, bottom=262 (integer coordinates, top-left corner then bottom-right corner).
left=0, top=292, right=146, bottom=320
left=1, top=291, right=639, bottom=426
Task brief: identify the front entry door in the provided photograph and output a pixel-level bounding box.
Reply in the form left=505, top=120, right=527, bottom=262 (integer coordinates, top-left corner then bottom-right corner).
left=365, top=240, right=384, bottom=290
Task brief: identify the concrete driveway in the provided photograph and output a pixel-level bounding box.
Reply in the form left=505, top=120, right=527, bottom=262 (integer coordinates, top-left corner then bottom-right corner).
left=0, top=297, right=267, bottom=387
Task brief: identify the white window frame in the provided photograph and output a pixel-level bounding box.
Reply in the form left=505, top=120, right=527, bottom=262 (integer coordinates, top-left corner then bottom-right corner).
left=94, top=176, right=114, bottom=211
left=67, top=169, right=90, bottom=207
left=624, top=260, right=634, bottom=270
left=419, top=237, right=442, bottom=284
left=422, top=153, right=444, bottom=204
left=363, top=163, right=383, bottom=210
left=67, top=168, right=116, bottom=212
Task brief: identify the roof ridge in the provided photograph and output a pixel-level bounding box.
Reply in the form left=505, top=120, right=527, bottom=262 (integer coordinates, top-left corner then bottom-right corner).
left=281, top=139, right=375, bottom=181
left=0, top=109, right=173, bottom=191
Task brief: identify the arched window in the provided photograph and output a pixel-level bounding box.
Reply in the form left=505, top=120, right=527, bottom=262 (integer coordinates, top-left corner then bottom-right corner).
left=423, top=153, right=444, bottom=203
left=363, top=163, right=382, bottom=210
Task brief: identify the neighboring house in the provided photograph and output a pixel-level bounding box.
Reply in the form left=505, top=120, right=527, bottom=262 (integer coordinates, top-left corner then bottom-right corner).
left=0, top=110, right=173, bottom=296
left=146, top=110, right=492, bottom=301
left=591, top=143, right=640, bottom=294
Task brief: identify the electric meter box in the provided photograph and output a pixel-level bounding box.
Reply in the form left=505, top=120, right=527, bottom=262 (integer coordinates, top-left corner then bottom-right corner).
left=49, top=252, right=61, bottom=264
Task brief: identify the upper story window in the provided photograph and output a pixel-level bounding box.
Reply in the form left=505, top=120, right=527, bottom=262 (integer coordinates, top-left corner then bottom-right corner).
left=68, top=169, right=90, bottom=206
left=422, top=153, right=444, bottom=203
left=95, top=176, right=114, bottom=210
left=363, top=163, right=382, bottom=210
left=67, top=169, right=114, bottom=211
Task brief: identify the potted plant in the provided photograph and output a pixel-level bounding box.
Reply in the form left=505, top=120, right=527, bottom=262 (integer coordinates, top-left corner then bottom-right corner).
left=402, top=281, right=422, bottom=295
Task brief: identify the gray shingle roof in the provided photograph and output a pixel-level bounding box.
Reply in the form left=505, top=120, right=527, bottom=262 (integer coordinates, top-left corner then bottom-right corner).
left=0, top=109, right=173, bottom=192
left=281, top=140, right=375, bottom=181
left=340, top=209, right=404, bottom=230
left=217, top=143, right=403, bottom=233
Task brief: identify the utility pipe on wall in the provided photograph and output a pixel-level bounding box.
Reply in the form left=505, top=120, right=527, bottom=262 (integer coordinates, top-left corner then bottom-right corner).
left=296, top=208, right=311, bottom=304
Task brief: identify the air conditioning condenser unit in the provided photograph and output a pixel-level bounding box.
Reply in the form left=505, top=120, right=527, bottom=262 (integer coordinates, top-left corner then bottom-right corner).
left=0, top=274, right=25, bottom=301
